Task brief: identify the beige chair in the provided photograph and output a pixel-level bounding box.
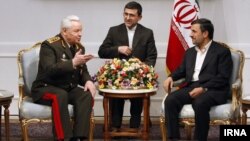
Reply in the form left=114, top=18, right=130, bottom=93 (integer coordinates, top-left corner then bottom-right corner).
left=160, top=42, right=245, bottom=141
left=17, top=42, right=95, bottom=141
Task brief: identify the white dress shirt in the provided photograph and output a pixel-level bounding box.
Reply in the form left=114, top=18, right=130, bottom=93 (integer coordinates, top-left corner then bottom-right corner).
left=192, top=40, right=212, bottom=81
left=126, top=25, right=137, bottom=49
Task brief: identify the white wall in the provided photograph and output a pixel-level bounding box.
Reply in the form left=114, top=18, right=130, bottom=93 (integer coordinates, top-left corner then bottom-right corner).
left=1, top=0, right=250, bottom=117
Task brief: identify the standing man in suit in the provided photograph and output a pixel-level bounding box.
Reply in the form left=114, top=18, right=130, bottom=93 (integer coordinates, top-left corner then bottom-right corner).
left=98, top=1, right=157, bottom=130
left=163, top=18, right=233, bottom=141
left=31, top=15, right=95, bottom=141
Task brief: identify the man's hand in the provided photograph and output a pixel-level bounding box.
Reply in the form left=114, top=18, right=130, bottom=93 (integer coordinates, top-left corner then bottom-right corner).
left=84, top=80, right=96, bottom=98
left=118, top=46, right=132, bottom=56
left=163, top=77, right=173, bottom=93
left=72, top=49, right=94, bottom=67
left=189, top=87, right=205, bottom=98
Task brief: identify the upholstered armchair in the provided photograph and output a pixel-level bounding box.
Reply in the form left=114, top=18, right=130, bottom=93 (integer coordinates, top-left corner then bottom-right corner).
left=17, top=42, right=95, bottom=141
left=160, top=42, right=245, bottom=141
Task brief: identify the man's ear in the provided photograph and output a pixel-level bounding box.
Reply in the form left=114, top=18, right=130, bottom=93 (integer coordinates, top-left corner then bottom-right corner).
left=203, top=30, right=209, bottom=38
left=139, top=15, right=142, bottom=21
left=63, top=28, right=66, bottom=31
left=61, top=28, right=68, bottom=36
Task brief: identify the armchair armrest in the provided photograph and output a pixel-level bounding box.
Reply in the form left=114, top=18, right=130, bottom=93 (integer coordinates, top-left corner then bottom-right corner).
left=231, top=78, right=242, bottom=113
left=161, top=94, right=168, bottom=115
left=167, top=78, right=186, bottom=93
left=173, top=78, right=186, bottom=87
left=18, top=77, right=26, bottom=103
left=19, top=77, right=24, bottom=86
left=232, top=78, right=241, bottom=89
left=162, top=78, right=186, bottom=115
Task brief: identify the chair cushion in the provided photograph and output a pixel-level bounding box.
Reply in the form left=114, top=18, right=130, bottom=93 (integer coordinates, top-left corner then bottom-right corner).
left=242, top=96, right=250, bottom=100
left=179, top=101, right=232, bottom=119
left=20, top=96, right=74, bottom=119
left=161, top=94, right=232, bottom=120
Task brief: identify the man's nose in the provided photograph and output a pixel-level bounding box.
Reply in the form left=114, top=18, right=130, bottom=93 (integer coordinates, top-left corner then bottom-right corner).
left=79, top=32, right=82, bottom=37
left=126, top=15, right=131, bottom=19
left=190, top=33, right=193, bottom=38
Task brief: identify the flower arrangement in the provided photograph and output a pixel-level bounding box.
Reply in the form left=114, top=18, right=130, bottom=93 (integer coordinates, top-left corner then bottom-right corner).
left=96, top=58, right=158, bottom=90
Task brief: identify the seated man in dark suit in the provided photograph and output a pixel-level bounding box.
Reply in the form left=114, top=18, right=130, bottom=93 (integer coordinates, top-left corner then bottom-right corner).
left=163, top=18, right=233, bottom=141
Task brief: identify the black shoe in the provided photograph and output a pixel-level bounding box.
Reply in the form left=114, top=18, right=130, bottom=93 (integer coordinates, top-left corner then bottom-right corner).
left=168, top=138, right=180, bottom=141
left=129, top=122, right=140, bottom=128
left=79, top=136, right=88, bottom=141
left=112, top=136, right=123, bottom=140
left=111, top=127, right=120, bottom=132
left=70, top=137, right=78, bottom=141
left=70, top=137, right=87, bottom=141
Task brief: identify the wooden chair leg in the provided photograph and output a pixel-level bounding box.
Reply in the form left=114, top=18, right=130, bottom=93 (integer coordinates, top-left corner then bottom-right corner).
left=160, top=116, right=167, bottom=141
left=88, top=111, right=95, bottom=141
left=185, top=125, right=192, bottom=140
left=241, top=106, right=248, bottom=125
left=21, top=120, right=29, bottom=141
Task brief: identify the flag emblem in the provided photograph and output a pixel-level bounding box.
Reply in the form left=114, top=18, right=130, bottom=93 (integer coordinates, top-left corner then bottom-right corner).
left=174, top=0, right=199, bottom=29
left=166, top=0, right=200, bottom=74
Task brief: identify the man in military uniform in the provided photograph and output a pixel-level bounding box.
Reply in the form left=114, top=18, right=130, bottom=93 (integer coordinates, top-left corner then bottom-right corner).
left=31, top=15, right=95, bottom=141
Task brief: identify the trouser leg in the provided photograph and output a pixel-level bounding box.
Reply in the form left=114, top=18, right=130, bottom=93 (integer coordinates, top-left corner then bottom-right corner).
left=69, top=87, right=92, bottom=138
left=192, top=93, right=217, bottom=141
left=111, top=98, right=125, bottom=128
left=130, top=98, right=143, bottom=128
left=164, top=87, right=193, bottom=139
left=38, top=90, right=72, bottom=140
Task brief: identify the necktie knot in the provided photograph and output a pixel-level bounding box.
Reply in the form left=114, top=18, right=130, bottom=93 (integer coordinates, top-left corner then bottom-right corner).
left=70, top=46, right=76, bottom=56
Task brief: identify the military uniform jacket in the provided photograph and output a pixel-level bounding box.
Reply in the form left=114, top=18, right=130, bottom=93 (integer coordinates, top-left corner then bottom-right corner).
left=31, top=34, right=92, bottom=102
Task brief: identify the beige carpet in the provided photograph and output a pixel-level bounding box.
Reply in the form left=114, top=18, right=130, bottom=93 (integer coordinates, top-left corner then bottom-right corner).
left=1, top=120, right=219, bottom=141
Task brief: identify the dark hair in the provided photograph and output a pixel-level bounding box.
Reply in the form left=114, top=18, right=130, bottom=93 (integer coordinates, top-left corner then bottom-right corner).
left=124, top=1, right=142, bottom=16
left=191, top=18, right=214, bottom=39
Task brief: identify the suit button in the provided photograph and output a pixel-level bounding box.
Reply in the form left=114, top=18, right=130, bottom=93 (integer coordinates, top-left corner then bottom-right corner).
left=72, top=75, right=75, bottom=78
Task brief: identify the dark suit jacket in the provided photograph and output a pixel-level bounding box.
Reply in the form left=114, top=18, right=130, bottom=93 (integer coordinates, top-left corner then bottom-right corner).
left=98, top=23, right=157, bottom=67
left=171, top=41, right=233, bottom=104
left=31, top=34, right=92, bottom=101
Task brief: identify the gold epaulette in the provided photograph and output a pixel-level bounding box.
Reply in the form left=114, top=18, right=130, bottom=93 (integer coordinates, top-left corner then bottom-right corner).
left=47, top=36, right=60, bottom=43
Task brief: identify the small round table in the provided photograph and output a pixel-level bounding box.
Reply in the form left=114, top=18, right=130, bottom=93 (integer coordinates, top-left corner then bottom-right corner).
left=99, top=88, right=157, bottom=140
left=240, top=96, right=250, bottom=125
left=0, top=90, right=14, bottom=141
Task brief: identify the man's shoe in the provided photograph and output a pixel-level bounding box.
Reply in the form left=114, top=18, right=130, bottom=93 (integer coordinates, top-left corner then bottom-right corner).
left=79, top=136, right=88, bottom=141
left=111, top=127, right=120, bottom=132
left=69, top=137, right=78, bottom=141
left=70, top=137, right=87, bottom=141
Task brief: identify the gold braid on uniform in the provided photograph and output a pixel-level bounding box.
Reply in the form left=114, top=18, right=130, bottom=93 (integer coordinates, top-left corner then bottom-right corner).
left=47, top=36, right=60, bottom=43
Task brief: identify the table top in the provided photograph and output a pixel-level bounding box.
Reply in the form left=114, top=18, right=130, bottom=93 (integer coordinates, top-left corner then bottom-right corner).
left=98, top=88, right=157, bottom=94
left=0, top=90, right=14, bottom=99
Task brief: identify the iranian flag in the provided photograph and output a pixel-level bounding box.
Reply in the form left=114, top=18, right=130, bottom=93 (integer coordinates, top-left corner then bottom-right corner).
left=166, top=0, right=200, bottom=74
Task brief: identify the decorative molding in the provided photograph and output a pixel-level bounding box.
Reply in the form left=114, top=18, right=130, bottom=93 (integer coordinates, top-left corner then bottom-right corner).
left=1, top=42, right=250, bottom=58
left=12, top=95, right=165, bottom=102
left=1, top=53, right=250, bottom=59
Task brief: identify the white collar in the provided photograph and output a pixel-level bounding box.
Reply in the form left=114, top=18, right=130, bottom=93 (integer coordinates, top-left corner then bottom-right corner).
left=195, top=40, right=212, bottom=53
left=126, top=25, right=137, bottom=31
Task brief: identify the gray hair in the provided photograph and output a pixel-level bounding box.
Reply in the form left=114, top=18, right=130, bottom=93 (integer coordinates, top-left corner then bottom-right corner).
left=61, top=15, right=80, bottom=29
